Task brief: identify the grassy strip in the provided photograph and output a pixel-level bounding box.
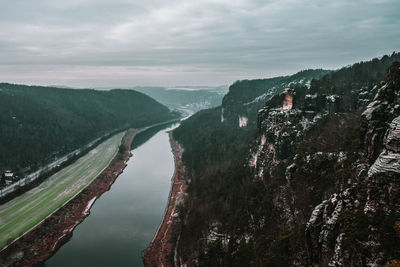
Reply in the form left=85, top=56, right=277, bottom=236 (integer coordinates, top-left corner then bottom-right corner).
left=0, top=132, right=124, bottom=249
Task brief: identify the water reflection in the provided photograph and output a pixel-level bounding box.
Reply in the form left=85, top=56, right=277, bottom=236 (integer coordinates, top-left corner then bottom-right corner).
left=46, top=124, right=178, bottom=267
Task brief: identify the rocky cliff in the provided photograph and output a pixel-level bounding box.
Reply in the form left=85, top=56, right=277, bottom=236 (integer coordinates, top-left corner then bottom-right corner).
left=171, top=53, right=400, bottom=266
left=305, top=62, right=400, bottom=266
left=246, top=60, right=400, bottom=266
left=221, top=69, right=330, bottom=128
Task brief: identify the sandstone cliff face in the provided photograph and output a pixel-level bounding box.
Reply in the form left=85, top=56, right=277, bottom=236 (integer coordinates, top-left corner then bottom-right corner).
left=366, top=116, right=400, bottom=217
left=361, top=62, right=400, bottom=163
left=305, top=62, right=400, bottom=266
left=172, top=56, right=400, bottom=266
left=247, top=62, right=400, bottom=266
left=221, top=70, right=330, bottom=128
left=305, top=115, right=400, bottom=266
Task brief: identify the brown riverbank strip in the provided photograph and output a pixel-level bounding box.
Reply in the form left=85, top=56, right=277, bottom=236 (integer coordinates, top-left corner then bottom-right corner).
left=0, top=130, right=136, bottom=267
left=143, top=132, right=187, bottom=267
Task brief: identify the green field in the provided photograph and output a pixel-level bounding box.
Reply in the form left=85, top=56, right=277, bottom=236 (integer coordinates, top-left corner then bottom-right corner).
left=0, top=132, right=125, bottom=250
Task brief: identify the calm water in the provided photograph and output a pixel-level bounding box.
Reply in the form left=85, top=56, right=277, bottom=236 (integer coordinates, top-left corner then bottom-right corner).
left=46, top=124, right=177, bottom=267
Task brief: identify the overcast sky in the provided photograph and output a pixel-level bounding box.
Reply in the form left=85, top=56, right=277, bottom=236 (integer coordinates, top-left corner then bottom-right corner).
left=0, top=0, right=399, bottom=87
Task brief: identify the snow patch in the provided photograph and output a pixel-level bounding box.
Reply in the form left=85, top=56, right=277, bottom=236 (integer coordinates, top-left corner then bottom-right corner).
left=337, top=152, right=347, bottom=163
left=239, top=116, right=248, bottom=127
left=300, top=117, right=311, bottom=130
left=307, top=201, right=327, bottom=227
left=83, top=197, right=97, bottom=215
left=326, top=95, right=339, bottom=102
left=305, top=93, right=318, bottom=99
left=328, top=233, right=345, bottom=266
left=244, top=91, right=274, bottom=106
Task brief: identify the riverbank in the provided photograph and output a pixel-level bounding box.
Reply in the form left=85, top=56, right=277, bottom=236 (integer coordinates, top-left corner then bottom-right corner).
left=0, top=131, right=136, bottom=266
left=143, top=132, right=188, bottom=267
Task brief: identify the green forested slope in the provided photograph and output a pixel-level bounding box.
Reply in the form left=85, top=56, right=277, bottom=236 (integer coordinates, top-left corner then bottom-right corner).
left=172, top=52, right=400, bottom=265
left=0, top=83, right=178, bottom=174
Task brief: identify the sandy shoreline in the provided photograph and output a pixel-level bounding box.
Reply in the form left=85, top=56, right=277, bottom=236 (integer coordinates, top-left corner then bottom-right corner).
left=142, top=132, right=187, bottom=267
left=0, top=130, right=136, bottom=267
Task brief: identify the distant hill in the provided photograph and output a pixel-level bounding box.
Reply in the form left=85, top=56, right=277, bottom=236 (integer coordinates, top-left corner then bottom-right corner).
left=133, top=86, right=228, bottom=115
left=0, top=83, right=179, bottom=175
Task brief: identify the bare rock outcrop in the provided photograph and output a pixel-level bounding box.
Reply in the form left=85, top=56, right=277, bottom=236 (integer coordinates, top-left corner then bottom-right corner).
left=361, top=62, right=400, bottom=163
left=305, top=62, right=400, bottom=266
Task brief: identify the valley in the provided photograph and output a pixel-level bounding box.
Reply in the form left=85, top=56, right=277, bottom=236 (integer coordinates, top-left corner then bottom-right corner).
left=165, top=53, right=400, bottom=266
left=1, top=1, right=398, bottom=266
left=0, top=54, right=399, bottom=267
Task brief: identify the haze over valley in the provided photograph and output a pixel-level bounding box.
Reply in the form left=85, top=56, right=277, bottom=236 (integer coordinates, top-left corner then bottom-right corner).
left=0, top=0, right=399, bottom=266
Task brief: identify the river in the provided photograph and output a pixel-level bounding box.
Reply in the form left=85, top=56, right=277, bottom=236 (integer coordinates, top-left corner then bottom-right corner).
left=46, top=124, right=178, bottom=267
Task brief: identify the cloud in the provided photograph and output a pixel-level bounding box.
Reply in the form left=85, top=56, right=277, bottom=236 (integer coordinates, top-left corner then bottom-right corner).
left=0, top=0, right=398, bottom=87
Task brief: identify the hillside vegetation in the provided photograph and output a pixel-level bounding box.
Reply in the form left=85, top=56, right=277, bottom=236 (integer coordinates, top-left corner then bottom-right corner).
left=171, top=52, right=400, bottom=266
left=0, top=83, right=178, bottom=176
left=222, top=69, right=330, bottom=128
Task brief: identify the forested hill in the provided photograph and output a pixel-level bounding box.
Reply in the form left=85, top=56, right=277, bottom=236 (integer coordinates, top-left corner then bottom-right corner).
left=171, top=52, right=400, bottom=266
left=0, top=83, right=179, bottom=175
left=221, top=69, right=331, bottom=127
